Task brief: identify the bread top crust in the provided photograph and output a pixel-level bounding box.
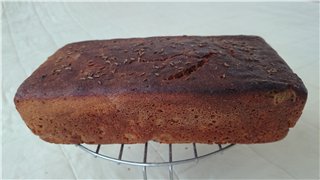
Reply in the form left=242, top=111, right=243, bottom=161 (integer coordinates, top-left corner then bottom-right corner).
left=15, top=35, right=307, bottom=100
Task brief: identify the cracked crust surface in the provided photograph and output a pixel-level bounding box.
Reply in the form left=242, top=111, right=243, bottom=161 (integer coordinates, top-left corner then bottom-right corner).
left=14, top=35, right=307, bottom=144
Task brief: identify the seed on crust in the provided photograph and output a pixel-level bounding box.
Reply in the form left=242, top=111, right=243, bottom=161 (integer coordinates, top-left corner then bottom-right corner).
left=223, top=62, right=230, bottom=67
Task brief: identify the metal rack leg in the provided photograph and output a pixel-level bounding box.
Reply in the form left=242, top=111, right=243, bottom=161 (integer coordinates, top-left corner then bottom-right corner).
left=218, top=144, right=223, bottom=155
left=192, top=143, right=198, bottom=158
left=143, top=167, right=147, bottom=180
left=118, top=144, right=124, bottom=160
left=169, top=144, right=173, bottom=180
left=143, top=142, right=148, bottom=180
left=193, top=143, right=199, bottom=163
left=117, top=144, right=124, bottom=165
left=94, top=144, right=101, bottom=158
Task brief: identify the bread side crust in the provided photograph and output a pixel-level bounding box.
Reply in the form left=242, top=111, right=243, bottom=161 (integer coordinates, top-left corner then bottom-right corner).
left=15, top=89, right=306, bottom=144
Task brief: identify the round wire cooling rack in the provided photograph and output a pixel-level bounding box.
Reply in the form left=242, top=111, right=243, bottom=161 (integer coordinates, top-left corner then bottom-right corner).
left=77, top=142, right=235, bottom=180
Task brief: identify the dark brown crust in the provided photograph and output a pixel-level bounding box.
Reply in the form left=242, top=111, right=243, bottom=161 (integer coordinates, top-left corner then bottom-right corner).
left=14, top=35, right=307, bottom=144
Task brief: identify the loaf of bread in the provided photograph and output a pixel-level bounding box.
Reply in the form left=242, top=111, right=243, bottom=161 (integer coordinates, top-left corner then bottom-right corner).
left=14, top=35, right=307, bottom=144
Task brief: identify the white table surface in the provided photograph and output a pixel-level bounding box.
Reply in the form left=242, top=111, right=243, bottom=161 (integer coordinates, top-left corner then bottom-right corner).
left=2, top=2, right=319, bottom=179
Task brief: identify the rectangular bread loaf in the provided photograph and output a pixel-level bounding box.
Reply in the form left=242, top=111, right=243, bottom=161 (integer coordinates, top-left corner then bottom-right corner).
left=14, top=35, right=307, bottom=144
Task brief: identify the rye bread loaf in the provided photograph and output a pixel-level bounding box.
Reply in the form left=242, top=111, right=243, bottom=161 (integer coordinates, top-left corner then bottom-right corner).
left=14, top=35, right=307, bottom=144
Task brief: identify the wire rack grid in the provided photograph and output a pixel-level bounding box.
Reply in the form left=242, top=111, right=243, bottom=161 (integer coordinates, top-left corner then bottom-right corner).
left=77, top=142, right=235, bottom=180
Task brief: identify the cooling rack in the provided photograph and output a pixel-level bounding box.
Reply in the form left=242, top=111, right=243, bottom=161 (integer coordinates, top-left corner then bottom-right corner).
left=77, top=142, right=235, bottom=180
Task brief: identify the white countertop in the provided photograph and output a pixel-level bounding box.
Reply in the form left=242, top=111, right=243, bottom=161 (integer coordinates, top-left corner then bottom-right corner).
left=2, top=2, right=319, bottom=179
